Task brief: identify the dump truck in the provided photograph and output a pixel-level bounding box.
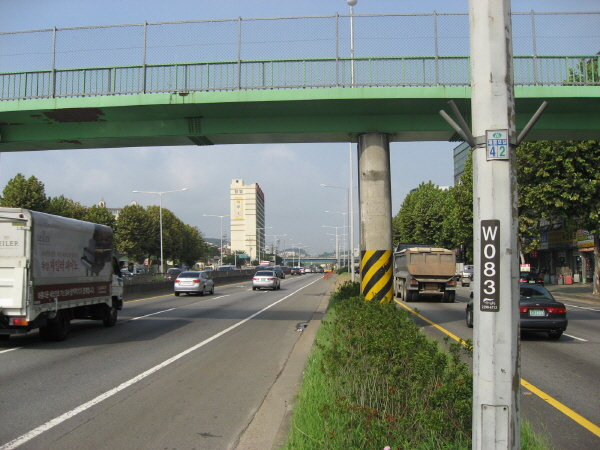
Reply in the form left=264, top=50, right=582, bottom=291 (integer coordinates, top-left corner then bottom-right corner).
left=393, top=244, right=457, bottom=302
left=0, top=208, right=123, bottom=341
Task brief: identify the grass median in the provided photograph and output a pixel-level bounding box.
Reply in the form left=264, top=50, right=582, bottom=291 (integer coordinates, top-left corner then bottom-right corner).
left=283, top=281, right=553, bottom=450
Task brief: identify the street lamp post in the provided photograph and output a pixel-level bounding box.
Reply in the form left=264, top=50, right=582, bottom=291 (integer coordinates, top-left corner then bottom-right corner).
left=324, top=225, right=345, bottom=270
left=290, top=243, right=301, bottom=267
left=325, top=210, right=349, bottom=269
left=133, top=188, right=188, bottom=274
left=266, top=233, right=286, bottom=265
left=246, top=237, right=255, bottom=265
left=256, top=226, right=272, bottom=263
left=203, top=214, right=230, bottom=267
left=347, top=0, right=358, bottom=85
left=322, top=184, right=355, bottom=281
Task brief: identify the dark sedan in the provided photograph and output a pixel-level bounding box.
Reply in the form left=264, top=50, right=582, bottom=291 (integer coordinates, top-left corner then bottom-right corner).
left=466, top=284, right=568, bottom=339
left=519, top=271, right=544, bottom=286
left=290, top=267, right=303, bottom=275
left=164, top=268, right=182, bottom=281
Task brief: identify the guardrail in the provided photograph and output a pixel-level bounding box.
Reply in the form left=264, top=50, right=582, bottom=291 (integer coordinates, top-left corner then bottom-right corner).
left=1, top=54, right=598, bottom=101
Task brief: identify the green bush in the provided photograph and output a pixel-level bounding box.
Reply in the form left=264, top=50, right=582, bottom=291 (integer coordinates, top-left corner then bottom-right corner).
left=286, top=282, right=472, bottom=449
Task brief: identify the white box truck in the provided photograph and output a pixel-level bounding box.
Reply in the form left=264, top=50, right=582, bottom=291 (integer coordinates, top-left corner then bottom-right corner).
left=0, top=208, right=123, bottom=341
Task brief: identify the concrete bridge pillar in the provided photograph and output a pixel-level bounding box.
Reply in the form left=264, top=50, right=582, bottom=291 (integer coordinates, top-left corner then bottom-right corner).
left=357, top=133, right=393, bottom=303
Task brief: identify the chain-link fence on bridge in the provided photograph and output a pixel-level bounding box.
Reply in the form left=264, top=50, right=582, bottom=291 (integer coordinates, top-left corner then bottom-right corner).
left=1, top=12, right=598, bottom=100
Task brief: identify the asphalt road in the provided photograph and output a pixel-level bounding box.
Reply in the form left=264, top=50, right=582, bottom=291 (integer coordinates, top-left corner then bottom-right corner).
left=398, top=285, right=600, bottom=450
left=0, top=273, right=332, bottom=450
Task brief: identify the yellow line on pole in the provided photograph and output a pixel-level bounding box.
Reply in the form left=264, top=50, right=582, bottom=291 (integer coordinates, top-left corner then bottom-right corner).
left=395, top=299, right=600, bottom=439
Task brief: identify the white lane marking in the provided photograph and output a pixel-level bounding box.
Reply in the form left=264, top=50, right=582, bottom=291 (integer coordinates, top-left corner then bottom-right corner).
left=121, top=295, right=231, bottom=324
left=124, top=308, right=176, bottom=322
left=0, top=347, right=21, bottom=355
left=0, top=295, right=233, bottom=355
left=0, top=277, right=322, bottom=450
left=564, top=334, right=588, bottom=342
left=563, top=303, right=600, bottom=313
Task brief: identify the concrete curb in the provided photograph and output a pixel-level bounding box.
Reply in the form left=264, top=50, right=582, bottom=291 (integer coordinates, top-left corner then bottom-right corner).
left=234, top=275, right=339, bottom=450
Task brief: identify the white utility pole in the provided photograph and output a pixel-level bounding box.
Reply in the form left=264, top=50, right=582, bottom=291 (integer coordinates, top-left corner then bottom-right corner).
left=470, top=0, right=520, bottom=448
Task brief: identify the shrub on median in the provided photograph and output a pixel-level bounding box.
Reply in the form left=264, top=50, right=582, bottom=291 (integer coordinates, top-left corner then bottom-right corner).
left=285, top=281, right=472, bottom=449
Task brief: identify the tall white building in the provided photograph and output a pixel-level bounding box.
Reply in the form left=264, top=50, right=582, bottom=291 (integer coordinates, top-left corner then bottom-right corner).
left=230, top=179, right=265, bottom=262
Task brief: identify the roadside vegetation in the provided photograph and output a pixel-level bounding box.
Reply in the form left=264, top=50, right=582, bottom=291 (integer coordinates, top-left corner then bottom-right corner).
left=0, top=173, right=219, bottom=268
left=394, top=139, right=600, bottom=294
left=284, top=281, right=553, bottom=450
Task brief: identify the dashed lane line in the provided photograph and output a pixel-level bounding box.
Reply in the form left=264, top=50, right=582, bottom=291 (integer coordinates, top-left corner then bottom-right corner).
left=0, top=277, right=323, bottom=450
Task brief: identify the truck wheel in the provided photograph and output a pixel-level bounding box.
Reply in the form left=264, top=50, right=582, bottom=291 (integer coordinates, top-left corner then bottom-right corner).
left=40, top=311, right=71, bottom=342
left=447, top=291, right=456, bottom=303
left=103, top=307, right=118, bottom=328
left=401, top=282, right=408, bottom=302
left=408, top=291, right=419, bottom=302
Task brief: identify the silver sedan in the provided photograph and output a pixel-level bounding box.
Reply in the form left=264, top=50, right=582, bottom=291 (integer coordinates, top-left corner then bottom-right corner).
left=174, top=271, right=215, bottom=296
left=252, top=270, right=281, bottom=291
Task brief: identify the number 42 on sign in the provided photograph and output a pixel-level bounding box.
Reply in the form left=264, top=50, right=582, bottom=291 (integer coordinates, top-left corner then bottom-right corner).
left=486, top=130, right=509, bottom=161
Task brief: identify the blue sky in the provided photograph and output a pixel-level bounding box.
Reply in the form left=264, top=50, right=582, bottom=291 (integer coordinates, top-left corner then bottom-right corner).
left=0, top=0, right=597, bottom=256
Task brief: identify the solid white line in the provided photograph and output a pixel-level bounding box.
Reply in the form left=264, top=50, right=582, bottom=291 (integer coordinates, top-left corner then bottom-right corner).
left=564, top=334, right=588, bottom=342
left=0, top=277, right=322, bottom=450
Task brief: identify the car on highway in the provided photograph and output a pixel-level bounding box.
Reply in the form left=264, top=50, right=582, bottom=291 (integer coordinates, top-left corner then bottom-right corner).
left=218, top=265, right=239, bottom=271
left=164, top=268, right=182, bottom=281
left=466, top=284, right=568, bottom=339
left=314, top=265, right=324, bottom=273
left=519, top=270, right=544, bottom=286
left=252, top=270, right=281, bottom=290
left=174, top=271, right=215, bottom=296
left=290, top=267, right=303, bottom=275
left=268, top=266, right=285, bottom=279
left=460, top=265, right=473, bottom=287
left=304, top=266, right=313, bottom=274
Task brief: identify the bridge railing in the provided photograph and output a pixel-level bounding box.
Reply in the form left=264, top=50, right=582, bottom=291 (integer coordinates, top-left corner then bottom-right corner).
left=1, top=12, right=598, bottom=101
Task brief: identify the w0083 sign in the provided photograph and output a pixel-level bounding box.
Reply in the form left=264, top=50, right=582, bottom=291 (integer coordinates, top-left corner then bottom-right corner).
left=480, top=220, right=500, bottom=312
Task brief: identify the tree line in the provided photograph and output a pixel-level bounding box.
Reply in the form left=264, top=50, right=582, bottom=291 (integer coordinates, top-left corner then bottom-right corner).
left=0, top=174, right=219, bottom=269
left=393, top=140, right=600, bottom=294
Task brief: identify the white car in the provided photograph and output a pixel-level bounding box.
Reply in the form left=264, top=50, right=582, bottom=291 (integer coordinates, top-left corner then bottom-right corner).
left=252, top=270, right=281, bottom=290
left=461, top=265, right=473, bottom=287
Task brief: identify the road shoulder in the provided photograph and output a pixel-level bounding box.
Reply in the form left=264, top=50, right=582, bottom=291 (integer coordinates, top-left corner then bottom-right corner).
left=234, top=275, right=338, bottom=450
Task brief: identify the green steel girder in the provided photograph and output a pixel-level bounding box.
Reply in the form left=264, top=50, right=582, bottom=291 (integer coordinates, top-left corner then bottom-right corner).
left=0, top=86, right=598, bottom=151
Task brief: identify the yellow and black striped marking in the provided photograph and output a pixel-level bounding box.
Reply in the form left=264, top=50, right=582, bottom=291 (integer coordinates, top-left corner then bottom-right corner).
left=360, top=250, right=393, bottom=303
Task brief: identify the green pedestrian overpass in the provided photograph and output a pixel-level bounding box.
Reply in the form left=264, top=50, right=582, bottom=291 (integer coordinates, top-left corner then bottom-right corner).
left=0, top=11, right=598, bottom=151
